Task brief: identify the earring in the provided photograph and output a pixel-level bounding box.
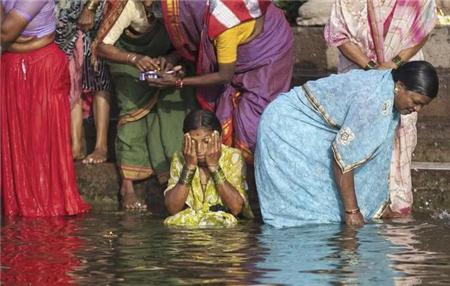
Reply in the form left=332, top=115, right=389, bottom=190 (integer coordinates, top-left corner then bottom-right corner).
left=394, top=84, right=400, bottom=95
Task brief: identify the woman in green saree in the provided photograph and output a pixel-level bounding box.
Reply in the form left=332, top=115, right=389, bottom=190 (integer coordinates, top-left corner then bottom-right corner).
left=93, top=0, right=197, bottom=209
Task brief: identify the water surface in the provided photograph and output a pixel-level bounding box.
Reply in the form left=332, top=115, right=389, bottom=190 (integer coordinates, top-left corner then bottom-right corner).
left=2, top=212, right=450, bottom=285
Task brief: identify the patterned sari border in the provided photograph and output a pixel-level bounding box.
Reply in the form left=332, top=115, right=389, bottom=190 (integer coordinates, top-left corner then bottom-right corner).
left=162, top=0, right=195, bottom=62
left=302, top=84, right=339, bottom=129
left=91, top=0, right=128, bottom=66
left=119, top=164, right=154, bottom=181
left=331, top=142, right=374, bottom=174
left=373, top=199, right=390, bottom=219
left=118, top=91, right=159, bottom=127
left=234, top=137, right=254, bottom=165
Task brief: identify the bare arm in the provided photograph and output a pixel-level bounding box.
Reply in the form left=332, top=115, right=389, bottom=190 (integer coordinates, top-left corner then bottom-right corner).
left=165, top=134, right=197, bottom=215
left=213, top=176, right=244, bottom=216
left=338, top=41, right=373, bottom=69
left=1, top=9, right=30, bottom=51
left=165, top=183, right=191, bottom=215
left=378, top=36, right=430, bottom=69
left=332, top=157, right=364, bottom=226
left=97, top=43, right=161, bottom=72
left=206, top=131, right=243, bottom=216
left=147, top=62, right=236, bottom=88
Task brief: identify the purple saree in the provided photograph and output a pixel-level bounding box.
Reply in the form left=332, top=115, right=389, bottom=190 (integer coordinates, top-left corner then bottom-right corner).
left=162, top=0, right=293, bottom=163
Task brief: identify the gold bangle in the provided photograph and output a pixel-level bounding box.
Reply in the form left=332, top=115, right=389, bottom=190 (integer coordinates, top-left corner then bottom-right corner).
left=86, top=0, right=100, bottom=11
left=364, top=60, right=376, bottom=70
left=392, top=55, right=405, bottom=68
left=345, top=207, right=360, bottom=215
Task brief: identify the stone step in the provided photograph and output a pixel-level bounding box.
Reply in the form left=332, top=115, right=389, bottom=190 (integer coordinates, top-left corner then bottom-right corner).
left=75, top=161, right=450, bottom=215
left=411, top=165, right=450, bottom=212
left=414, top=121, right=450, bottom=162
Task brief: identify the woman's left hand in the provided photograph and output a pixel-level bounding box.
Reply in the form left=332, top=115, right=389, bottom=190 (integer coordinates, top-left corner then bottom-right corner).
left=206, top=131, right=221, bottom=172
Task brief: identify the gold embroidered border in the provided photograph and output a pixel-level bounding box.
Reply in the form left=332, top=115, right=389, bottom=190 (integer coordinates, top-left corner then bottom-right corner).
left=164, top=0, right=195, bottom=61
left=117, top=91, right=159, bottom=128
left=373, top=199, right=390, bottom=219
left=331, top=142, right=374, bottom=174
left=119, top=164, right=154, bottom=180
left=302, top=84, right=339, bottom=129
left=91, top=0, right=129, bottom=66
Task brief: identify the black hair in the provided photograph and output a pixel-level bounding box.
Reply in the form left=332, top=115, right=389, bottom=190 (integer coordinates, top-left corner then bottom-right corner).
left=183, top=110, right=223, bottom=135
left=392, top=61, right=439, bottom=99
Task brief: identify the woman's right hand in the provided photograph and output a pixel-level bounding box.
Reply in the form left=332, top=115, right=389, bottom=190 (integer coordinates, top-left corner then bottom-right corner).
left=133, top=55, right=160, bottom=72
left=182, top=134, right=197, bottom=170
left=345, top=212, right=365, bottom=226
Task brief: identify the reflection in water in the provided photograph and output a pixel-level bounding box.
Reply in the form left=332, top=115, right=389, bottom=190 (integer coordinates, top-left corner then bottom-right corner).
left=1, top=216, right=86, bottom=284
left=1, top=214, right=450, bottom=285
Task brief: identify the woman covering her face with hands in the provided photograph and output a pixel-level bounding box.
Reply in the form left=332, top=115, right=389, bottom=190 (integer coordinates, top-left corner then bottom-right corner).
left=164, top=110, right=253, bottom=226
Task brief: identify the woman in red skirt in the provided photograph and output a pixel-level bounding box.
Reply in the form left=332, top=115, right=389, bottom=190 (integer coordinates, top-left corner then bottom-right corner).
left=1, top=0, right=91, bottom=216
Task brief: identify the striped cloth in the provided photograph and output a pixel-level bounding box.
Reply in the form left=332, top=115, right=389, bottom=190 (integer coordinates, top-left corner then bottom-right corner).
left=207, top=0, right=271, bottom=38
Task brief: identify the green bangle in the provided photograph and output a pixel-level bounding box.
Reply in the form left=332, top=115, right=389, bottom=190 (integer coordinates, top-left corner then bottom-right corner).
left=392, top=55, right=405, bottom=68
left=364, top=60, right=376, bottom=70
left=179, top=165, right=195, bottom=186
left=211, top=167, right=227, bottom=186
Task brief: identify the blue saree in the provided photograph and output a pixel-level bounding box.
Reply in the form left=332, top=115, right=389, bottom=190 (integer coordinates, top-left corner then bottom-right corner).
left=255, top=69, right=400, bottom=228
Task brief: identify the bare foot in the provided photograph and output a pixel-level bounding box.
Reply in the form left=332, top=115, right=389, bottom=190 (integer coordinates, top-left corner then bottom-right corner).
left=83, top=147, right=107, bottom=164
left=120, top=180, right=148, bottom=210
left=72, top=144, right=85, bottom=161
left=381, top=205, right=405, bottom=219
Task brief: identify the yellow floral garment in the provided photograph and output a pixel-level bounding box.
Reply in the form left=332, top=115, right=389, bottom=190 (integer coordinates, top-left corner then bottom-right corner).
left=164, top=145, right=253, bottom=226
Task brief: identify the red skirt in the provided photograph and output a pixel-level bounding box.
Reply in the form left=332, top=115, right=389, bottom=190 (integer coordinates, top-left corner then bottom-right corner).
left=1, top=43, right=91, bottom=216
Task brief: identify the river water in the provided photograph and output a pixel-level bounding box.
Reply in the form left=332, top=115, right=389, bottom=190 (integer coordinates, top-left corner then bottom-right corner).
left=2, top=211, right=450, bottom=285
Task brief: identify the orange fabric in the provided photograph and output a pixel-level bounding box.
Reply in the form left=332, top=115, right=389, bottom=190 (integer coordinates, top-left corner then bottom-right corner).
left=214, top=20, right=255, bottom=63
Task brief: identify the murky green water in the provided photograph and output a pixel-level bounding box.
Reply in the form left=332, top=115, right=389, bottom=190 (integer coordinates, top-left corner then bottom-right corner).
left=2, top=212, right=450, bottom=285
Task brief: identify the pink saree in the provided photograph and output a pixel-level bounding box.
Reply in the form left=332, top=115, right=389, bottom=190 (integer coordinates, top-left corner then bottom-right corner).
left=324, top=0, right=437, bottom=213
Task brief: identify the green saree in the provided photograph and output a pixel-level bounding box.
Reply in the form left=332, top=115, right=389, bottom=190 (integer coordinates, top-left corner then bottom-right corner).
left=108, top=20, right=198, bottom=183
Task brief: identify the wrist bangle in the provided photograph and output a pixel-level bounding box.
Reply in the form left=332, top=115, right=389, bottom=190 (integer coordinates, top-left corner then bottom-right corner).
left=86, top=0, right=100, bottom=11
left=364, top=60, right=376, bottom=70
left=392, top=55, right=405, bottom=68
left=345, top=207, right=360, bottom=214
left=127, top=53, right=138, bottom=66
left=211, top=167, right=227, bottom=186
left=175, top=78, right=184, bottom=90
left=178, top=165, right=195, bottom=186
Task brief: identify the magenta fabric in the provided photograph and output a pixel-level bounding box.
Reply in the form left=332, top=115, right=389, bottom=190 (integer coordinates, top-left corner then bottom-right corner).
left=3, top=0, right=55, bottom=38
left=165, top=1, right=294, bottom=163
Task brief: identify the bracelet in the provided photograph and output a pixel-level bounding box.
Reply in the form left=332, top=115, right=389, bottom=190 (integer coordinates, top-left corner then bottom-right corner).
left=175, top=78, right=184, bottom=90
left=392, top=55, right=405, bottom=68
left=364, top=60, right=376, bottom=70
left=86, top=0, right=100, bottom=11
left=178, top=165, right=196, bottom=186
left=127, top=53, right=138, bottom=66
left=211, top=167, right=227, bottom=186
left=345, top=207, right=360, bottom=215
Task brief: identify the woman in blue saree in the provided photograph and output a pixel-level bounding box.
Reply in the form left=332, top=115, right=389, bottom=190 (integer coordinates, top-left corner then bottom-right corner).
left=255, top=61, right=439, bottom=227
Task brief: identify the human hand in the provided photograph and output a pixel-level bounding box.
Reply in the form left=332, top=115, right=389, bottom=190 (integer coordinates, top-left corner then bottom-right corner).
left=133, top=55, right=160, bottom=72
left=376, top=61, right=397, bottom=70
left=156, top=56, right=174, bottom=72
left=182, top=134, right=197, bottom=170
left=146, top=71, right=177, bottom=89
left=77, top=8, right=95, bottom=32
left=345, top=212, right=365, bottom=227
left=206, top=131, right=221, bottom=173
